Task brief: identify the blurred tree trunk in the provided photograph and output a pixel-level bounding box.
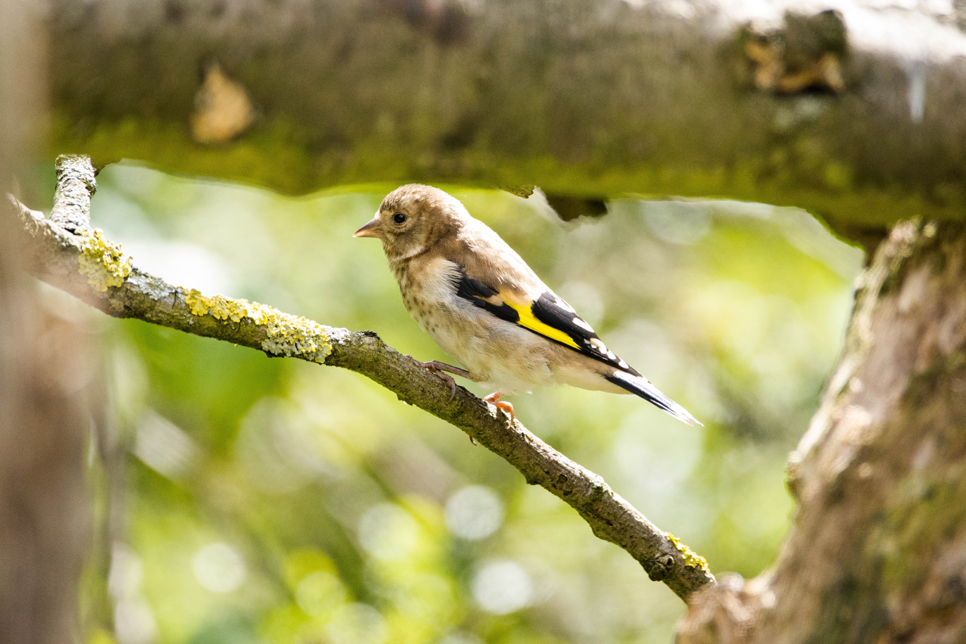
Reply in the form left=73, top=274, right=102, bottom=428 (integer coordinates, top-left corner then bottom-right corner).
left=47, top=0, right=966, bottom=239
left=0, top=3, right=89, bottom=644
left=677, top=220, right=966, bottom=643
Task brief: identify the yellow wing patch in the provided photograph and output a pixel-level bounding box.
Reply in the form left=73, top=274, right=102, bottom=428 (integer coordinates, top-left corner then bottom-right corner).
left=505, top=301, right=581, bottom=350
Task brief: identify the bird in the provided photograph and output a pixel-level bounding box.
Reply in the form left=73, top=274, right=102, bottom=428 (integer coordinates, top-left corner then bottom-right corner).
left=353, top=184, right=701, bottom=427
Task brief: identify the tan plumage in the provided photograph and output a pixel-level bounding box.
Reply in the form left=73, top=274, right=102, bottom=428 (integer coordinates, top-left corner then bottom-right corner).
left=354, top=184, right=701, bottom=426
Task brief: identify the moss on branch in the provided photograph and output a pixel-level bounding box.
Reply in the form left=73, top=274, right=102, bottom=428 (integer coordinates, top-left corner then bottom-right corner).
left=48, top=0, right=966, bottom=240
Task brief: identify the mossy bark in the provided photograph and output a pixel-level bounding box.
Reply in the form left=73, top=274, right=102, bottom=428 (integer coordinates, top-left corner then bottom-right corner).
left=48, top=0, right=966, bottom=241
left=677, top=221, right=966, bottom=643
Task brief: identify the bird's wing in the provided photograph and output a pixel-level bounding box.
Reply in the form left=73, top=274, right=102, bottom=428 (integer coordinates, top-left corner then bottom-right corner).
left=448, top=264, right=640, bottom=376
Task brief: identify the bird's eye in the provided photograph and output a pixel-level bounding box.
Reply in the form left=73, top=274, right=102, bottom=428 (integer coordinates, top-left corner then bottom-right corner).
left=393, top=213, right=407, bottom=224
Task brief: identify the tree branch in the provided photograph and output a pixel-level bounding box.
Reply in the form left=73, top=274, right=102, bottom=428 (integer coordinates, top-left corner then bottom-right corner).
left=11, top=155, right=715, bottom=601
left=47, top=0, right=966, bottom=240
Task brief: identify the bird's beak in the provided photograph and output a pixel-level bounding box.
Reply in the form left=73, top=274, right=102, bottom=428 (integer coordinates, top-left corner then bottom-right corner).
left=353, top=215, right=382, bottom=239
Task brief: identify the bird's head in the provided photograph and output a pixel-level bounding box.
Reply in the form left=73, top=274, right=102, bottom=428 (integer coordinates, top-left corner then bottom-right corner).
left=354, top=184, right=464, bottom=262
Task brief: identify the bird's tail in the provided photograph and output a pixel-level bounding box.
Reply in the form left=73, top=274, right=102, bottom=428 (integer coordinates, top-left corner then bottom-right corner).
left=605, top=371, right=703, bottom=427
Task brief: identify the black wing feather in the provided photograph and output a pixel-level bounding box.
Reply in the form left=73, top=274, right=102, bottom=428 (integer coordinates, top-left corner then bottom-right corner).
left=450, top=269, right=520, bottom=324
left=450, top=266, right=638, bottom=375
left=530, top=292, right=641, bottom=375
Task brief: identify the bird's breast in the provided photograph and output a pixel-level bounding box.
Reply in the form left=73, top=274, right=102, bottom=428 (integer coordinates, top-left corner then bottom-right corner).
left=392, top=257, right=461, bottom=333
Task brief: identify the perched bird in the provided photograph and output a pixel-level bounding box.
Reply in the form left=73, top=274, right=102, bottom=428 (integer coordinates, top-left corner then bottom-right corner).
left=354, top=184, right=701, bottom=427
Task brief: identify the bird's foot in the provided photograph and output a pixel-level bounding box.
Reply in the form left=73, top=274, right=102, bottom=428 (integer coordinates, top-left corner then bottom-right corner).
left=408, top=357, right=473, bottom=402
left=484, top=392, right=515, bottom=424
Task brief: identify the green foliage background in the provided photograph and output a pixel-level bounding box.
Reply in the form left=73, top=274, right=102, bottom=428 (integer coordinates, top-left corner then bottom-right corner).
left=75, top=165, right=862, bottom=644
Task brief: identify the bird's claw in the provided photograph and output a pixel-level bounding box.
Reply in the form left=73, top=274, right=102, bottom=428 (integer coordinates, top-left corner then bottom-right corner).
left=492, top=401, right=515, bottom=424
left=483, top=392, right=515, bottom=424
left=411, top=357, right=458, bottom=401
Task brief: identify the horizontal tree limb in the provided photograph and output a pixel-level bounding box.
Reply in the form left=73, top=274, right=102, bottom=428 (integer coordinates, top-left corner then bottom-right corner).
left=11, top=155, right=715, bottom=600
left=47, top=0, right=966, bottom=240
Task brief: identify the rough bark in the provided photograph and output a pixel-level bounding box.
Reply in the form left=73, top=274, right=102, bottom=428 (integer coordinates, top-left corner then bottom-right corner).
left=48, top=0, right=966, bottom=240
left=0, top=4, right=89, bottom=644
left=677, top=220, right=966, bottom=643
left=10, top=156, right=715, bottom=601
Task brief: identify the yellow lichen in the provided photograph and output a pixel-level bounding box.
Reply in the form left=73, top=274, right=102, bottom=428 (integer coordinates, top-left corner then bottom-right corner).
left=77, top=229, right=132, bottom=292
left=184, top=289, right=214, bottom=317
left=261, top=310, right=333, bottom=363
left=666, top=533, right=711, bottom=574
left=182, top=289, right=333, bottom=363
left=184, top=290, right=270, bottom=323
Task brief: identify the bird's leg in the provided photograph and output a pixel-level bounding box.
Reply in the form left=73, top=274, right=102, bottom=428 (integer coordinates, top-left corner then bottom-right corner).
left=408, top=357, right=478, bottom=401
left=483, top=392, right=515, bottom=424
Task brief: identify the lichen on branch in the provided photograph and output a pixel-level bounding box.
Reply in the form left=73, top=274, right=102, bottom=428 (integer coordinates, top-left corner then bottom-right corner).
left=77, top=229, right=131, bottom=291
left=182, top=289, right=339, bottom=363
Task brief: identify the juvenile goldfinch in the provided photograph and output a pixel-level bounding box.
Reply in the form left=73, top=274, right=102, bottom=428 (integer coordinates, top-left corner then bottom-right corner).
left=354, top=184, right=701, bottom=427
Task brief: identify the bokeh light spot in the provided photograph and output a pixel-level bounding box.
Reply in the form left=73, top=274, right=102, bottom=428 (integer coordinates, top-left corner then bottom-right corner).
left=358, top=503, right=419, bottom=560
left=445, top=485, right=504, bottom=540
left=325, top=603, right=387, bottom=644
left=642, top=200, right=711, bottom=245
left=192, top=542, right=246, bottom=593
left=114, top=597, right=157, bottom=644
left=133, top=411, right=198, bottom=480
left=471, top=559, right=533, bottom=615
left=296, top=570, right=347, bottom=616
